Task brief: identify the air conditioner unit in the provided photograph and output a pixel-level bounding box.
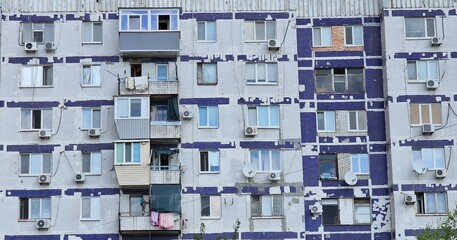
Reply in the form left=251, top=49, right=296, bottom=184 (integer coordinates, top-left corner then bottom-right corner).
left=244, top=126, right=257, bottom=136
left=268, top=39, right=280, bottom=50
left=182, top=110, right=193, bottom=119
left=310, top=203, right=323, bottom=214
left=38, top=174, right=51, bottom=184
left=39, top=129, right=52, bottom=138
left=24, top=42, right=38, bottom=52
left=404, top=194, right=416, bottom=204
left=36, top=219, right=50, bottom=229
left=435, top=169, right=446, bottom=179
left=426, top=80, right=439, bottom=90
left=422, top=124, right=435, bottom=135
left=45, top=42, right=56, bottom=51
left=88, top=128, right=101, bottom=137
left=75, top=172, right=86, bottom=183
left=269, top=172, right=282, bottom=181
left=430, top=37, right=443, bottom=46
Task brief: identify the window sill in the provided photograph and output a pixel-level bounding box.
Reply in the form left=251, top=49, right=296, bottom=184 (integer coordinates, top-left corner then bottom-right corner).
left=324, top=223, right=371, bottom=226
left=198, top=126, right=219, bottom=129
left=197, top=83, right=218, bottom=86
left=114, top=163, right=141, bottom=166
left=82, top=173, right=102, bottom=176
left=251, top=216, right=283, bottom=219
left=245, top=40, right=268, bottom=43
left=255, top=127, right=280, bottom=129
left=81, top=85, right=102, bottom=88
left=199, top=172, right=220, bottom=174
left=407, top=80, right=427, bottom=83
left=20, top=86, right=53, bottom=88
left=320, top=178, right=338, bottom=181
left=19, top=174, right=49, bottom=177
left=81, top=128, right=101, bottom=131
left=405, top=37, right=435, bottom=40
left=348, top=130, right=367, bottom=132
left=317, top=130, right=336, bottom=133
left=196, top=40, right=217, bottom=43
left=354, top=173, right=370, bottom=176
left=344, top=45, right=364, bottom=47
left=19, top=219, right=45, bottom=222
left=80, top=219, right=101, bottom=221
left=120, top=30, right=179, bottom=33
left=313, top=45, right=333, bottom=48
left=416, top=213, right=448, bottom=216
left=201, top=217, right=221, bottom=220
left=150, top=121, right=181, bottom=126
left=246, top=82, right=278, bottom=85
left=82, top=42, right=103, bottom=45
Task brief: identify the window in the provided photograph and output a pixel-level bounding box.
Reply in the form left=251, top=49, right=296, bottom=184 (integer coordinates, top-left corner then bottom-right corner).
left=156, top=64, right=168, bottom=81
left=129, top=195, right=145, bottom=216
left=82, top=65, right=101, bottom=86
left=416, top=192, right=447, bottom=214
left=197, top=21, right=216, bottom=41
left=319, top=154, right=337, bottom=179
left=313, top=27, right=332, bottom=47
left=351, top=154, right=369, bottom=174
left=344, top=26, right=363, bottom=46
left=20, top=153, right=52, bottom=175
left=198, top=106, right=218, bottom=128
left=317, top=111, right=335, bottom=132
left=250, top=150, right=280, bottom=172
left=405, top=18, right=435, bottom=38
left=248, top=106, right=279, bottom=128
left=131, top=64, right=142, bottom=77
left=22, top=66, right=53, bottom=87
left=412, top=148, right=445, bottom=170
left=20, top=198, right=51, bottom=219
left=21, top=109, right=52, bottom=130
left=315, top=68, right=364, bottom=93
left=348, top=111, right=367, bottom=131
left=115, top=97, right=148, bottom=119
left=154, top=105, right=168, bottom=121
left=246, top=63, right=277, bottom=84
left=197, top=63, right=217, bottom=85
left=82, top=108, right=101, bottom=129
left=409, top=103, right=441, bottom=125
left=83, top=22, right=102, bottom=43
left=407, top=61, right=438, bottom=82
left=115, top=142, right=141, bottom=164
left=120, top=9, right=179, bottom=31
left=251, top=195, right=283, bottom=217
left=245, top=21, right=275, bottom=41
left=322, top=199, right=339, bottom=225
left=200, top=151, right=220, bottom=173
left=22, top=23, right=54, bottom=43
left=201, top=195, right=221, bottom=218
left=81, top=197, right=101, bottom=220
left=82, top=152, right=102, bottom=174
left=354, top=199, right=371, bottom=224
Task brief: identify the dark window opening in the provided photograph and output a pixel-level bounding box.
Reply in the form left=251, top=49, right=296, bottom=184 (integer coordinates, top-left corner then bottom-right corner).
left=20, top=198, right=29, bottom=219
left=158, top=15, right=170, bottom=30
left=131, top=64, right=142, bottom=77
left=33, top=31, right=44, bottom=43
left=32, top=110, right=41, bottom=129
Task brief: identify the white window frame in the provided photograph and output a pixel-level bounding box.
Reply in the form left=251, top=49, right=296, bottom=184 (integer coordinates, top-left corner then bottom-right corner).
left=20, top=153, right=52, bottom=176
left=81, top=64, right=102, bottom=86
left=26, top=198, right=52, bottom=219
left=251, top=195, right=283, bottom=218
left=200, top=151, right=220, bottom=174
left=20, top=109, right=53, bottom=131
left=115, top=142, right=141, bottom=164
left=351, top=154, right=370, bottom=175
left=82, top=22, right=102, bottom=44
left=405, top=18, right=436, bottom=39
left=250, top=150, right=281, bottom=173
left=197, top=63, right=218, bottom=85
left=198, top=106, right=219, bottom=128
left=344, top=26, right=363, bottom=46
left=246, top=63, right=277, bottom=84
left=119, top=9, right=179, bottom=31
left=245, top=21, right=276, bottom=42
left=348, top=111, right=367, bottom=131
left=409, top=103, right=441, bottom=126
left=417, top=192, right=447, bottom=214
left=313, top=26, right=332, bottom=47
left=248, top=106, right=279, bottom=128
left=21, top=65, right=53, bottom=87
left=197, top=21, right=217, bottom=42
left=407, top=60, right=439, bottom=82
left=317, top=111, right=336, bottom=132
left=201, top=195, right=221, bottom=219
left=21, top=23, right=54, bottom=44
left=412, top=148, right=445, bottom=170
left=80, top=197, right=101, bottom=220
left=353, top=199, right=371, bottom=224
left=115, top=97, right=149, bottom=119
left=82, top=152, right=102, bottom=175
left=81, top=108, right=101, bottom=130
left=156, top=64, right=169, bottom=81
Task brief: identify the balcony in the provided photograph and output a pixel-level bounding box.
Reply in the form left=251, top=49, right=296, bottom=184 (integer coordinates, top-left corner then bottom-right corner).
left=151, top=166, right=180, bottom=184
left=119, top=214, right=181, bottom=233
left=150, top=121, right=181, bottom=139
left=119, top=31, right=180, bottom=57
left=120, top=77, right=178, bottom=95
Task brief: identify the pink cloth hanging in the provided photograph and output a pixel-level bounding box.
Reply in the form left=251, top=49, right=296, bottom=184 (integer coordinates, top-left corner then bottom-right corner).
left=158, top=212, right=174, bottom=229
left=150, top=211, right=159, bottom=226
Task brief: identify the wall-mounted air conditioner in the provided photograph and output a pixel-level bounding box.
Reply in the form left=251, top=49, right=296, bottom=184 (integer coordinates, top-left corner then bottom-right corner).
left=244, top=126, right=257, bottom=136
left=182, top=110, right=193, bottom=119
left=88, top=128, right=101, bottom=137
left=269, top=171, right=282, bottom=181
left=39, top=129, right=52, bottom=139
left=404, top=194, right=416, bottom=204
left=36, top=219, right=50, bottom=229
left=310, top=203, right=323, bottom=214
left=75, top=172, right=86, bottom=183
left=38, top=174, right=51, bottom=184
left=45, top=42, right=56, bottom=51
left=25, top=42, right=38, bottom=52
left=430, top=37, right=442, bottom=46
left=426, top=80, right=439, bottom=90
left=268, top=39, right=280, bottom=50
left=422, top=124, right=435, bottom=135
left=435, top=169, right=446, bottom=179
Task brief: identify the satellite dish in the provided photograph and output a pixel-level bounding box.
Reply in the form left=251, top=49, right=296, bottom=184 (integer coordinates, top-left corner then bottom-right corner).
left=413, top=160, right=427, bottom=174
left=344, top=172, right=358, bottom=186
left=242, top=163, right=257, bottom=178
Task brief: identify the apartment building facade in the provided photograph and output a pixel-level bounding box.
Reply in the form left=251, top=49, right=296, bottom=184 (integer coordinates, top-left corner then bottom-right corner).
left=0, top=0, right=455, bottom=240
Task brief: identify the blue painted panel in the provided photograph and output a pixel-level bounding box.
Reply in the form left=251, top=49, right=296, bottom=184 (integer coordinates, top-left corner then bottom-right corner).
left=405, top=229, right=423, bottom=236
left=122, top=189, right=149, bottom=195
left=370, top=154, right=388, bottom=185
left=364, top=26, right=382, bottom=56
left=64, top=143, right=114, bottom=151
left=180, top=12, right=233, bottom=20
left=8, top=57, right=62, bottom=64
left=6, top=189, right=62, bottom=197
left=66, top=56, right=120, bottom=63
left=321, top=179, right=369, bottom=187
left=300, top=113, right=317, bottom=143
left=241, top=231, right=297, bottom=239
left=366, top=58, right=383, bottom=66
left=400, top=184, right=457, bottom=192
left=179, top=98, right=229, bottom=105
left=319, top=145, right=367, bottom=153
left=316, top=93, right=365, bottom=100
left=372, top=188, right=390, bottom=196
left=364, top=17, right=381, bottom=23
left=367, top=111, right=386, bottom=141
left=367, top=101, right=384, bottom=109
left=392, top=9, right=445, bottom=17
left=315, top=51, right=363, bottom=58
left=323, top=225, right=371, bottom=232
left=303, top=156, right=319, bottom=186
left=305, top=235, right=322, bottom=240
left=64, top=234, right=119, bottom=240
left=399, top=139, right=454, bottom=148
left=365, top=69, right=384, bottom=98
left=297, top=28, right=312, bottom=58
left=7, top=144, right=59, bottom=153
left=316, top=233, right=371, bottom=239
left=296, top=19, right=311, bottom=25
left=313, top=18, right=362, bottom=26
left=298, top=70, right=314, bottom=100
left=239, top=141, right=295, bottom=149
left=319, top=136, right=367, bottom=144
left=182, top=187, right=219, bottom=195
left=65, top=100, right=114, bottom=107
left=0, top=145, right=3, bottom=151
left=124, top=57, right=178, bottom=63
left=6, top=235, right=60, bottom=240
left=0, top=101, right=4, bottom=107
left=305, top=200, right=321, bottom=231
left=315, top=59, right=364, bottom=68
left=394, top=52, right=448, bottom=60
left=316, top=101, right=365, bottom=110
left=450, top=9, right=457, bottom=16
left=65, top=188, right=120, bottom=196
left=237, top=97, right=295, bottom=105
left=241, top=186, right=270, bottom=195
left=322, top=189, right=358, bottom=198
left=7, top=101, right=59, bottom=108
left=396, top=95, right=450, bottom=103
left=234, top=12, right=289, bottom=20
left=181, top=142, right=236, bottom=149
left=298, top=60, right=313, bottom=67
left=8, top=14, right=60, bottom=22
left=370, top=144, right=387, bottom=152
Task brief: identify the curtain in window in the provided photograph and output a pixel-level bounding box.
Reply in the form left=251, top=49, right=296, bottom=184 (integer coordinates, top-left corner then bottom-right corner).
left=261, top=196, right=272, bottom=216
left=167, top=97, right=180, bottom=121
left=203, top=64, right=217, bottom=84
left=91, top=65, right=101, bottom=85
left=209, top=151, right=220, bottom=172
left=82, top=66, right=91, bottom=85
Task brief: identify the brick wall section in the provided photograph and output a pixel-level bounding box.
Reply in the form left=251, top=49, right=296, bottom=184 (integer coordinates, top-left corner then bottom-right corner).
left=313, top=26, right=364, bottom=52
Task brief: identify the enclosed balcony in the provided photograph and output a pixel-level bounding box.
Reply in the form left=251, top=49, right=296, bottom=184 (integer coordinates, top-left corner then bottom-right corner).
left=150, top=149, right=180, bottom=184
left=114, top=96, right=150, bottom=140
left=119, top=9, right=180, bottom=57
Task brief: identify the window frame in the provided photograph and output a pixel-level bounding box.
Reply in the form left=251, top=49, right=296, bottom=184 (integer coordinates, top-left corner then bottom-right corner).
left=247, top=106, right=280, bottom=128
left=20, top=108, right=53, bottom=131
left=409, top=103, right=441, bottom=126
left=80, top=197, right=101, bottom=221
left=319, top=154, right=338, bottom=180
left=198, top=106, right=219, bottom=128
left=315, top=68, right=365, bottom=93
left=416, top=192, right=448, bottom=215
left=351, top=154, right=370, bottom=175
left=199, top=150, right=220, bottom=174
left=344, top=26, right=363, bottom=46
left=353, top=199, right=371, bottom=224
left=197, top=21, right=217, bottom=42
left=251, top=195, right=283, bottom=218
left=114, top=142, right=141, bottom=165
left=81, top=64, right=102, bottom=87
left=348, top=111, right=367, bottom=132
left=81, top=108, right=101, bottom=130
left=82, top=22, right=102, bottom=44
left=200, top=195, right=221, bottom=219
left=317, top=111, right=336, bottom=132
left=412, top=148, right=445, bottom=170
left=20, top=153, right=52, bottom=176
left=156, top=64, right=169, bottom=81
left=20, top=197, right=52, bottom=220
left=245, top=21, right=276, bottom=42
left=82, top=152, right=102, bottom=175
left=250, top=150, right=281, bottom=173
left=245, top=62, right=278, bottom=84
left=405, top=18, right=436, bottom=39
left=313, top=26, right=332, bottom=47
left=197, top=63, right=218, bottom=85
left=115, top=97, right=148, bottom=119
left=119, top=9, right=179, bottom=32
left=21, top=22, right=54, bottom=44
left=21, top=65, right=53, bottom=87
left=407, top=60, right=439, bottom=82
left=322, top=199, right=339, bottom=225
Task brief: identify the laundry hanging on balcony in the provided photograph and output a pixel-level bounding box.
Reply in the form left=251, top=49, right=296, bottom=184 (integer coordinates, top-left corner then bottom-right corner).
left=158, top=212, right=174, bottom=229
left=150, top=211, right=159, bottom=226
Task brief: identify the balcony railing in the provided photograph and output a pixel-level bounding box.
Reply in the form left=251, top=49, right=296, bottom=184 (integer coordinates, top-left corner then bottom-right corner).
left=120, top=77, right=178, bottom=95
left=150, top=121, right=181, bottom=139
left=151, top=166, right=180, bottom=184
left=119, top=213, right=181, bottom=232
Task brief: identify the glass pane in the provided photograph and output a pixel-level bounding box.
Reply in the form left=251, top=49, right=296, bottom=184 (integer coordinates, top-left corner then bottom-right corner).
left=360, top=154, right=369, bottom=173
left=316, top=70, right=333, bottom=92
left=251, top=151, right=259, bottom=170
left=417, top=61, right=428, bottom=80
left=30, top=154, right=41, bottom=174
left=92, top=109, right=101, bottom=128
left=432, top=103, right=442, bottom=125
left=434, top=149, right=444, bottom=169
left=313, top=28, right=321, bottom=46
left=349, top=112, right=357, bottom=130
left=116, top=143, right=124, bottom=163
left=82, top=153, right=91, bottom=173
left=31, top=199, right=40, bottom=219
left=354, top=26, right=363, bottom=45
left=251, top=196, right=261, bottom=216
left=22, top=66, right=33, bottom=86
left=345, top=27, right=353, bottom=45
left=199, top=107, right=208, bottom=126
left=257, top=63, right=266, bottom=82
left=246, top=64, right=256, bottom=83
left=407, top=62, right=417, bottom=80
left=42, top=154, right=51, bottom=174
left=320, top=160, right=337, bottom=179
left=421, top=105, right=431, bottom=124
left=436, top=193, right=446, bottom=213
left=323, top=204, right=339, bottom=224
left=429, top=61, right=438, bottom=80
left=21, top=155, right=30, bottom=174
left=82, top=109, right=91, bottom=129
left=255, top=22, right=265, bottom=40
left=125, top=143, right=132, bottom=163
left=262, top=196, right=272, bottom=216
left=325, top=112, right=335, bottom=131
left=412, top=150, right=421, bottom=162
left=266, top=21, right=276, bottom=39
left=211, top=196, right=221, bottom=217
left=91, top=65, right=101, bottom=85
left=334, top=76, right=346, bottom=92
left=170, top=15, right=178, bottom=30
left=121, top=15, right=128, bottom=30
left=201, top=196, right=210, bottom=216
left=422, top=148, right=434, bottom=169
left=405, top=18, right=425, bottom=37
left=348, top=73, right=364, bottom=92
left=141, top=15, right=148, bottom=30
left=200, top=152, right=208, bottom=171
left=204, top=64, right=217, bottom=84
left=410, top=104, right=420, bottom=125
left=358, top=111, right=367, bottom=131
left=209, top=106, right=218, bottom=127
left=426, top=19, right=435, bottom=37
left=150, top=15, right=158, bottom=30
left=21, top=109, right=31, bottom=129
left=82, top=198, right=91, bottom=218
left=258, top=107, right=268, bottom=127
left=41, top=198, right=51, bottom=218
left=130, top=99, right=142, bottom=117
left=42, top=109, right=52, bottom=129
left=93, top=23, right=102, bottom=42
left=133, top=143, right=140, bottom=163
left=351, top=155, right=360, bottom=173
left=245, top=22, right=254, bottom=40
left=197, top=22, right=205, bottom=40
left=272, top=196, right=283, bottom=215
left=208, top=151, right=220, bottom=172
left=322, top=27, right=332, bottom=46
left=267, top=64, right=277, bottom=82
left=317, top=112, right=325, bottom=131
left=425, top=193, right=436, bottom=213
left=117, top=99, right=129, bottom=118
left=261, top=151, right=270, bottom=171
left=271, top=151, right=280, bottom=171
left=129, top=16, right=140, bottom=30
left=130, top=196, right=142, bottom=216
left=248, top=107, right=257, bottom=126
left=83, top=22, right=92, bottom=42
left=270, top=106, right=279, bottom=127
left=157, top=65, right=168, bottom=81
left=207, top=21, right=216, bottom=41
left=92, top=198, right=101, bottom=219
left=92, top=152, right=102, bottom=174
